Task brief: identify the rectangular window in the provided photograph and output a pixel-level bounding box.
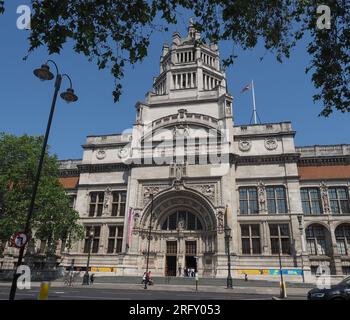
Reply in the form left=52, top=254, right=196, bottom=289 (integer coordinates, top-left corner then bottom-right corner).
left=239, top=187, right=258, bottom=214
left=111, top=191, right=127, bottom=216
left=269, top=224, right=291, bottom=255
left=107, top=225, right=123, bottom=254
left=89, top=192, right=104, bottom=217
left=186, top=241, right=197, bottom=255
left=167, top=241, right=177, bottom=255
left=300, top=188, right=323, bottom=215
left=68, top=195, right=76, bottom=209
left=84, top=226, right=100, bottom=254
left=328, top=187, right=350, bottom=214
left=240, top=224, right=261, bottom=255
left=266, top=186, right=288, bottom=214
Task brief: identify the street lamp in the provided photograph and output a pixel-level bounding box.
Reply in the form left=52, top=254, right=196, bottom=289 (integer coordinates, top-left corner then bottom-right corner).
left=224, top=225, right=233, bottom=289
left=277, top=241, right=286, bottom=298
left=82, top=228, right=95, bottom=285
left=144, top=194, right=154, bottom=289
left=9, top=60, right=78, bottom=300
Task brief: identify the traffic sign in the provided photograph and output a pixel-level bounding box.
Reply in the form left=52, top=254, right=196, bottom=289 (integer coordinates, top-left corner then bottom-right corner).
left=12, top=232, right=28, bottom=248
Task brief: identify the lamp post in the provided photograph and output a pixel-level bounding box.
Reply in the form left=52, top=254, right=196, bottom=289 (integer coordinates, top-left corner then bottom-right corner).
left=82, top=228, right=95, bottom=285
left=9, top=60, right=78, bottom=301
left=144, top=194, right=154, bottom=289
left=225, top=225, right=233, bottom=289
left=278, top=241, right=286, bottom=298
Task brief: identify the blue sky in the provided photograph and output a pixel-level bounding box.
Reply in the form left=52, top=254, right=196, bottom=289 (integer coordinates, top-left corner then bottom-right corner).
left=0, top=1, right=349, bottom=160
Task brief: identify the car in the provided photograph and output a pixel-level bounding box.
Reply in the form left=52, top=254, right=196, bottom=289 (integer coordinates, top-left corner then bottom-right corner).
left=307, top=276, right=350, bottom=300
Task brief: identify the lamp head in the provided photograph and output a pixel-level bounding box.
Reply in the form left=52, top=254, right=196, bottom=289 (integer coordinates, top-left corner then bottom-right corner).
left=60, top=88, right=78, bottom=103
left=33, top=64, right=54, bottom=81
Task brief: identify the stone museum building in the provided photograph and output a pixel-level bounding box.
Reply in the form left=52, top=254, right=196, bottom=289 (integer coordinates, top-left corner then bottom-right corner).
left=1, top=22, right=350, bottom=281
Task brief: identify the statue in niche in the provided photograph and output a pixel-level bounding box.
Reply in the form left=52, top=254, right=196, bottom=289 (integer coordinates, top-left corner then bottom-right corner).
left=320, top=181, right=330, bottom=213
left=257, top=181, right=266, bottom=212
left=175, top=164, right=183, bottom=181
left=177, top=216, right=186, bottom=231
left=103, top=186, right=112, bottom=209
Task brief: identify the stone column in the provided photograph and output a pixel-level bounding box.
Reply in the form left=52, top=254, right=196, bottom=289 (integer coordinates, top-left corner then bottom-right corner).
left=297, top=215, right=312, bottom=282
left=329, top=221, right=343, bottom=275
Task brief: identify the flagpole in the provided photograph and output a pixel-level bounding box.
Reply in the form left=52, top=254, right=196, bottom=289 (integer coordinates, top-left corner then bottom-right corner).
left=252, top=80, right=257, bottom=124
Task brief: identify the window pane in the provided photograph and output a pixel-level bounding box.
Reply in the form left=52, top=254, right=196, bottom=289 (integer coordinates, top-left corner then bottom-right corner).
left=251, top=225, right=260, bottom=237
left=267, top=199, right=276, bottom=214
left=241, top=225, right=249, bottom=237
left=94, top=227, right=101, bottom=237
left=276, top=187, right=285, bottom=198
left=111, top=204, right=118, bottom=216
left=307, top=240, right=317, bottom=255
left=239, top=189, right=247, bottom=200
left=90, top=193, right=97, bottom=203
left=116, top=239, right=123, bottom=253
left=169, top=213, right=177, bottom=230
left=97, top=204, right=103, bottom=216
left=240, top=200, right=248, bottom=214
left=98, top=192, right=104, bottom=202
left=338, top=188, right=347, bottom=200
left=187, top=213, right=196, bottom=230
left=252, top=238, right=261, bottom=254
left=277, top=199, right=287, bottom=213
left=337, top=240, right=346, bottom=255
left=317, top=239, right=326, bottom=255
left=117, top=226, right=124, bottom=237
left=330, top=200, right=340, bottom=214
left=83, top=240, right=90, bottom=253
left=302, top=201, right=311, bottom=215
left=281, top=238, right=290, bottom=254
left=340, top=200, right=350, bottom=214
left=271, top=238, right=279, bottom=254
left=109, top=226, right=116, bottom=238
left=266, top=187, right=275, bottom=198
left=107, top=239, right=115, bottom=253
left=269, top=224, right=278, bottom=236
left=279, top=224, right=290, bottom=237
left=92, top=239, right=99, bottom=253
left=311, top=200, right=322, bottom=215
left=119, top=203, right=126, bottom=216
left=250, top=199, right=258, bottom=214
left=242, top=239, right=250, bottom=254
left=89, top=204, right=95, bottom=217
left=328, top=188, right=337, bottom=199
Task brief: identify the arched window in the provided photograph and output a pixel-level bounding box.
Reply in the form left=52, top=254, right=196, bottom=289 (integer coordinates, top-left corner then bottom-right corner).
left=305, top=224, right=330, bottom=256
left=161, top=210, right=203, bottom=231
left=335, top=224, right=350, bottom=255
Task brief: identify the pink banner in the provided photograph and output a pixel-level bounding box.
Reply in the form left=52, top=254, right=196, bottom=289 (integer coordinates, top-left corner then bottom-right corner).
left=127, top=207, right=133, bottom=250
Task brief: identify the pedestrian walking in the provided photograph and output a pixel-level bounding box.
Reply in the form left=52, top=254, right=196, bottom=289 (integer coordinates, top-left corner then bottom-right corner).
left=90, top=273, right=95, bottom=284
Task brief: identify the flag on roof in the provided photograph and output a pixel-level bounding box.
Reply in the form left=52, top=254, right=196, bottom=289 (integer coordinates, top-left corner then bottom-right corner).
left=240, top=83, right=252, bottom=93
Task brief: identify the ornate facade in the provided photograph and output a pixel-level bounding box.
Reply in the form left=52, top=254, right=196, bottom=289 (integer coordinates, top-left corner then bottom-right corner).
left=2, top=22, right=350, bottom=281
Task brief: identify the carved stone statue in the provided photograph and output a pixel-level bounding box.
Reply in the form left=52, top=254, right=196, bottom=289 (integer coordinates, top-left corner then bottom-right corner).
left=177, top=216, right=185, bottom=231
left=257, top=181, right=266, bottom=212
left=216, top=210, right=224, bottom=233
left=103, top=186, right=112, bottom=209
left=175, top=164, right=182, bottom=181
left=320, top=181, right=330, bottom=214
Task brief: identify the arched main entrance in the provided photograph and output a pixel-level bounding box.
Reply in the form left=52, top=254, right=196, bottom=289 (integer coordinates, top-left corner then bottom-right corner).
left=138, top=188, right=218, bottom=277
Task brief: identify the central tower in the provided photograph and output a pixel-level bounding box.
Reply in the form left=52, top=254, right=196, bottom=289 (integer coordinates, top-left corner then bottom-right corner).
left=135, top=20, right=233, bottom=126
